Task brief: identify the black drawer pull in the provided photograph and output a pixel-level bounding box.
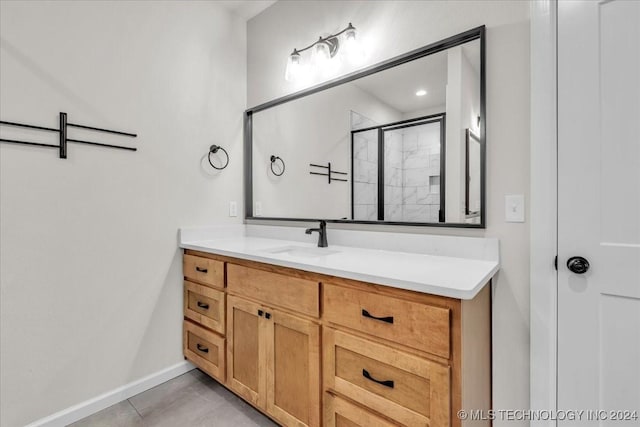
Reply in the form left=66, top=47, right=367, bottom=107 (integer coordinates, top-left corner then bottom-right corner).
left=362, top=369, right=394, bottom=388
left=196, top=344, right=209, bottom=353
left=361, top=309, right=394, bottom=324
left=258, top=310, right=264, bottom=317
left=195, top=266, right=208, bottom=273
left=265, top=312, right=271, bottom=320
left=197, top=301, right=209, bottom=310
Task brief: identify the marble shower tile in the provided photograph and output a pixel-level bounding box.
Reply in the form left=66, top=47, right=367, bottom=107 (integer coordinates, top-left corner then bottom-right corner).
left=385, top=186, right=403, bottom=205
left=353, top=136, right=368, bottom=160
left=402, top=132, right=418, bottom=152
left=353, top=204, right=377, bottom=221
left=403, top=149, right=430, bottom=169
left=403, top=186, right=417, bottom=205
left=385, top=167, right=402, bottom=186
left=429, top=154, right=440, bottom=169
left=353, top=182, right=377, bottom=205
left=353, top=160, right=377, bottom=184
left=367, top=140, right=378, bottom=162
left=384, top=204, right=403, bottom=221
left=403, top=205, right=430, bottom=222
left=403, top=168, right=429, bottom=187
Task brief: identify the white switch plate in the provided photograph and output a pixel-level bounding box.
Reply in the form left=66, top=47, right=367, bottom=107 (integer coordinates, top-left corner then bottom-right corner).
left=229, top=201, right=237, bottom=217
left=255, top=201, right=263, bottom=216
left=505, top=194, right=525, bottom=222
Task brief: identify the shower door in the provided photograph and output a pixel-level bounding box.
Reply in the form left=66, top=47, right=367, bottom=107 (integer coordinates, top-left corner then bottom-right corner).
left=352, top=116, right=445, bottom=223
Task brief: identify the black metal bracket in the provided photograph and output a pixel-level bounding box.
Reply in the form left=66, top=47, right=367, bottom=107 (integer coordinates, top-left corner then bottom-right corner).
left=309, top=162, right=347, bottom=184
left=0, top=112, right=137, bottom=159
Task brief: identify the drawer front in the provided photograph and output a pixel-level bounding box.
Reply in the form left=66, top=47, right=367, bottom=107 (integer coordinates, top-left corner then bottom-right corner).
left=184, top=281, right=225, bottom=335
left=183, top=254, right=224, bottom=289
left=323, top=283, right=450, bottom=359
left=227, top=264, right=320, bottom=318
left=183, top=320, right=225, bottom=382
left=324, top=394, right=398, bottom=427
left=324, top=328, right=450, bottom=427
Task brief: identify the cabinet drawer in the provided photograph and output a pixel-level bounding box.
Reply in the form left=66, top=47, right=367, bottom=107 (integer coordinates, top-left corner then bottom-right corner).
left=183, top=254, right=224, bottom=289
left=323, top=283, right=450, bottom=359
left=325, top=394, right=399, bottom=427
left=227, top=264, right=320, bottom=318
left=184, top=281, right=225, bottom=335
left=183, top=321, right=225, bottom=382
left=324, top=328, right=450, bottom=427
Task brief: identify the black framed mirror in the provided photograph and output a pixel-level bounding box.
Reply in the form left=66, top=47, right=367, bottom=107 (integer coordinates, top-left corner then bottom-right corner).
left=244, top=26, right=485, bottom=228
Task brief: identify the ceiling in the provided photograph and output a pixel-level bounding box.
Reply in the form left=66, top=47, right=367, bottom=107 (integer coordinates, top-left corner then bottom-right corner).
left=352, top=39, right=480, bottom=115
left=353, top=50, right=449, bottom=115
left=216, top=0, right=277, bottom=20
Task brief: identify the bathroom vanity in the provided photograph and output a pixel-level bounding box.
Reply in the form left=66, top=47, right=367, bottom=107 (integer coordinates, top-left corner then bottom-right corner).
left=179, top=225, right=498, bottom=427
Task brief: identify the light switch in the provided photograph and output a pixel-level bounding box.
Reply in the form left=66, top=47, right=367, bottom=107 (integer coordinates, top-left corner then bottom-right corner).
left=229, top=201, right=237, bottom=217
left=505, top=194, right=525, bottom=222
left=255, top=201, right=263, bottom=216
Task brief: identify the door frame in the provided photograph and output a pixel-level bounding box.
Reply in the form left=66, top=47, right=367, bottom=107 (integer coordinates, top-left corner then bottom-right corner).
left=530, top=1, right=558, bottom=425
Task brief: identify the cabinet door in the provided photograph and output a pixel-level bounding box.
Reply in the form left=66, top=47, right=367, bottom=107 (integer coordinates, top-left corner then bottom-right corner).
left=227, top=295, right=267, bottom=408
left=266, top=309, right=321, bottom=427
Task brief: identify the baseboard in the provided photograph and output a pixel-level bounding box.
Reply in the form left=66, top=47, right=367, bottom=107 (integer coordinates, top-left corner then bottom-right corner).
left=25, top=361, right=196, bottom=427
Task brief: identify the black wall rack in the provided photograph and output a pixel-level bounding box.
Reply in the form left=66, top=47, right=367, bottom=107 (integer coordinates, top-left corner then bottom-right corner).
left=309, top=162, right=347, bottom=184
left=0, top=112, right=137, bottom=159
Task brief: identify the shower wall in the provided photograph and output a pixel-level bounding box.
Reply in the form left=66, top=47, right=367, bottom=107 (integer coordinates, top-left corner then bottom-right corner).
left=352, top=111, right=379, bottom=221
left=353, top=113, right=442, bottom=223
left=385, top=121, right=442, bottom=222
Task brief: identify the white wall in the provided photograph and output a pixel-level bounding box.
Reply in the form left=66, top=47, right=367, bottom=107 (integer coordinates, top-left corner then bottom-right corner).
left=252, top=82, right=400, bottom=219
left=0, top=2, right=246, bottom=426
left=446, top=44, right=481, bottom=223
left=247, top=1, right=530, bottom=424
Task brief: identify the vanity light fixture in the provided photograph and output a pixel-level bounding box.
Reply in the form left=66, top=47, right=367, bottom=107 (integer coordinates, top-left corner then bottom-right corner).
left=415, top=89, right=427, bottom=97
left=285, top=22, right=362, bottom=82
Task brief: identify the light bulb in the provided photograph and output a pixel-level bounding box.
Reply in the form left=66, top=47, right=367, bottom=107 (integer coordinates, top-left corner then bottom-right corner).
left=313, top=41, right=331, bottom=66
left=285, top=50, right=302, bottom=82
left=343, top=23, right=364, bottom=65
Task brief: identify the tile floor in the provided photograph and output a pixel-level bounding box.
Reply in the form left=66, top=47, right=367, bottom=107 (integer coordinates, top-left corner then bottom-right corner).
left=70, top=369, right=278, bottom=427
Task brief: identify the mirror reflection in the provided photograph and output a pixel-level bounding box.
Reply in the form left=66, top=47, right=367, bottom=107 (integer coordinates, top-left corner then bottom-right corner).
left=251, top=35, right=483, bottom=226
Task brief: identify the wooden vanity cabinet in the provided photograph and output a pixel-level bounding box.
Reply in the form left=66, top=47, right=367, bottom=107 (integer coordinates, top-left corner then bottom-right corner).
left=322, top=280, right=491, bottom=427
left=227, top=264, right=321, bottom=426
left=183, top=250, right=491, bottom=427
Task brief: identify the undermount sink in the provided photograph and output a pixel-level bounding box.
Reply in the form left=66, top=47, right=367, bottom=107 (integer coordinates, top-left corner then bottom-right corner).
left=264, top=245, right=340, bottom=258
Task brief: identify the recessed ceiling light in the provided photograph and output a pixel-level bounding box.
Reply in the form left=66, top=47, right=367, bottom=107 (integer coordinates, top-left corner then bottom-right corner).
left=415, top=89, right=427, bottom=97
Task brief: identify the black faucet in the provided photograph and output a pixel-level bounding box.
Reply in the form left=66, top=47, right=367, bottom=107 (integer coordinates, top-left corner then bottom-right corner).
left=305, top=220, right=328, bottom=247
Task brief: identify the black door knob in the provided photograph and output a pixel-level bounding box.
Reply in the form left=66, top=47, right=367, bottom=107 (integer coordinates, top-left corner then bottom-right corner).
left=567, top=256, right=590, bottom=274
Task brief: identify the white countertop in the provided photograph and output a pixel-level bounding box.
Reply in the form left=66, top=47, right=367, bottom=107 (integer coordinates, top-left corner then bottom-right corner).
left=179, top=225, right=499, bottom=300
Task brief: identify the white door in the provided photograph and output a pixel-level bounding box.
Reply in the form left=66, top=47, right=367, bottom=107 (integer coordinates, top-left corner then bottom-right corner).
left=558, top=0, right=640, bottom=425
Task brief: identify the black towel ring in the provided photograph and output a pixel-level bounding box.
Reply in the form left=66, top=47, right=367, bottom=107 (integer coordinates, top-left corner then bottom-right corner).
left=208, top=145, right=229, bottom=170
left=270, top=155, right=285, bottom=176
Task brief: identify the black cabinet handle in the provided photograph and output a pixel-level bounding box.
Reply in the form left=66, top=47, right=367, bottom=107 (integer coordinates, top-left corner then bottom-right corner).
left=361, top=309, right=394, bottom=324
left=258, top=310, right=264, bottom=317
left=197, top=301, right=209, bottom=310
left=265, top=312, right=271, bottom=320
left=196, top=344, right=209, bottom=353
left=195, top=266, right=208, bottom=273
left=362, top=369, right=394, bottom=388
